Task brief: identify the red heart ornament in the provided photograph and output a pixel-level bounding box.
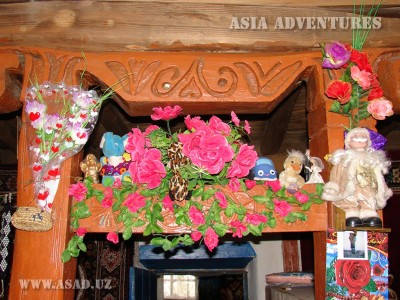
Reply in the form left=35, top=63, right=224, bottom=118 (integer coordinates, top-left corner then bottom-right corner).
left=51, top=146, right=59, bottom=153
left=29, top=112, right=40, bottom=121
left=38, top=191, right=49, bottom=200
left=48, top=168, right=60, bottom=177
left=33, top=165, right=42, bottom=172
left=35, top=137, right=42, bottom=144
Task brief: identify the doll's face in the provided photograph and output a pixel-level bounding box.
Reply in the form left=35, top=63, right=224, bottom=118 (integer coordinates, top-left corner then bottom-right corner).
left=348, top=131, right=369, bottom=151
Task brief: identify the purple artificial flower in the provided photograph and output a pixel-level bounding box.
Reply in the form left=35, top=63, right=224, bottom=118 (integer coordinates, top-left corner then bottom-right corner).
left=322, top=42, right=351, bottom=69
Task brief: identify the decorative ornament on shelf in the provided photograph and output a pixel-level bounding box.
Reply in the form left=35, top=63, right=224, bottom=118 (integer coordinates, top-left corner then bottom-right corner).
left=62, top=106, right=325, bottom=262
left=321, top=3, right=393, bottom=130
left=11, top=79, right=119, bottom=232
left=279, top=150, right=306, bottom=194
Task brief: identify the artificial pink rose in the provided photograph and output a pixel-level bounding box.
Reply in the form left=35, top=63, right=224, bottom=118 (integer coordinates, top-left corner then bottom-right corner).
left=295, top=191, right=309, bottom=204
left=189, top=206, right=205, bottom=225
left=273, top=199, right=292, bottom=217
left=137, top=148, right=166, bottom=189
left=191, top=230, right=202, bottom=242
left=245, top=180, right=257, bottom=190
left=230, top=220, right=247, bottom=238
left=208, top=116, right=231, bottom=136
left=245, top=213, right=267, bottom=225
left=124, top=192, right=146, bottom=213
left=107, top=232, right=119, bottom=244
left=68, top=182, right=87, bottom=202
left=162, top=195, right=174, bottom=211
left=244, top=120, right=251, bottom=134
left=151, top=105, right=182, bottom=121
left=128, top=159, right=140, bottom=185
left=228, top=177, right=240, bottom=192
left=367, top=98, right=394, bottom=120
left=179, top=125, right=234, bottom=174
left=103, top=187, right=113, bottom=199
left=231, top=111, right=240, bottom=126
left=204, top=228, right=219, bottom=251
left=184, top=115, right=206, bottom=131
left=144, top=125, right=160, bottom=147
left=113, top=177, right=122, bottom=188
left=101, top=197, right=113, bottom=208
left=227, top=144, right=258, bottom=178
left=125, top=128, right=146, bottom=158
left=264, top=180, right=281, bottom=192
left=76, top=227, right=87, bottom=237
left=351, top=65, right=371, bottom=90
left=215, top=191, right=228, bottom=209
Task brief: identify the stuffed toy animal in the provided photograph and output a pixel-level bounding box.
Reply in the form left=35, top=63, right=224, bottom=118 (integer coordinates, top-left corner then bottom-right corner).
left=99, top=132, right=131, bottom=184
left=279, top=150, right=306, bottom=193
left=322, top=127, right=392, bottom=227
left=250, top=157, right=278, bottom=181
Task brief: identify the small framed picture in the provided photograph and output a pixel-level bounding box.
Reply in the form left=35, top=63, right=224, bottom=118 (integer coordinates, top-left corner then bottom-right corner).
left=337, top=231, right=368, bottom=260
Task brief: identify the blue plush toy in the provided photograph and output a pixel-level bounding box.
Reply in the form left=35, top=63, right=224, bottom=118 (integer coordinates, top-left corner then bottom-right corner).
left=99, top=132, right=131, bottom=185
left=251, top=157, right=277, bottom=181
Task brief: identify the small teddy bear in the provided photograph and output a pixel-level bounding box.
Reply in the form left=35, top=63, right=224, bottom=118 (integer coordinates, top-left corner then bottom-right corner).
left=80, top=153, right=102, bottom=184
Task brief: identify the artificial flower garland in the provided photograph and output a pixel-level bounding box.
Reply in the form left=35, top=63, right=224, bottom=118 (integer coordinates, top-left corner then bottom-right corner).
left=62, top=106, right=325, bottom=262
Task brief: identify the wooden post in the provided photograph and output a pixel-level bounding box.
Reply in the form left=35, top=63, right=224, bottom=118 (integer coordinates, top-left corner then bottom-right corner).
left=9, top=118, right=81, bottom=299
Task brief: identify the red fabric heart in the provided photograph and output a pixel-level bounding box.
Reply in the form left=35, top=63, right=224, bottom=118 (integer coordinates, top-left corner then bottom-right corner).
left=33, top=165, right=42, bottom=172
left=48, top=168, right=60, bottom=177
left=29, top=112, right=40, bottom=121
left=51, top=146, right=59, bottom=153
left=56, top=123, right=63, bottom=129
left=77, top=132, right=87, bottom=139
left=47, top=203, right=53, bottom=209
left=35, top=137, right=42, bottom=144
left=38, top=191, right=49, bottom=200
left=80, top=113, right=87, bottom=119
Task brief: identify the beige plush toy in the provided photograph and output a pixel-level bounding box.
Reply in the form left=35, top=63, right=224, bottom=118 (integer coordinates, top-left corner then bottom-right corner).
left=279, top=150, right=306, bottom=193
left=322, top=127, right=393, bottom=227
left=80, top=153, right=102, bottom=184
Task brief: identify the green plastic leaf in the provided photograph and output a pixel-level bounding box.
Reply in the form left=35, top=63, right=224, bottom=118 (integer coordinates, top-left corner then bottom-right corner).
left=202, top=188, right=217, bottom=201
left=330, top=101, right=341, bottom=113
left=103, top=177, right=114, bottom=187
left=253, top=195, right=269, bottom=203
left=123, top=227, right=133, bottom=240
left=61, top=251, right=72, bottom=263
left=162, top=239, right=173, bottom=251
left=248, top=224, right=262, bottom=236
left=150, top=237, right=166, bottom=247
left=212, top=223, right=228, bottom=236
left=78, top=243, right=87, bottom=252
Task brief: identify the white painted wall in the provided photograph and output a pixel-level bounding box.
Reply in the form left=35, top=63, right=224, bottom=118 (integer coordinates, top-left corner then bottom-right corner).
left=248, top=240, right=284, bottom=300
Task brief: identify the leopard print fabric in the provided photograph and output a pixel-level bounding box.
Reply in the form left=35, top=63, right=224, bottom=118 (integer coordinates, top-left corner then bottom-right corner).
left=167, top=142, right=190, bottom=201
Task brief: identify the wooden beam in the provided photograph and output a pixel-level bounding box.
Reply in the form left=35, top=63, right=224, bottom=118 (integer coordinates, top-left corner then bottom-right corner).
left=0, top=2, right=399, bottom=53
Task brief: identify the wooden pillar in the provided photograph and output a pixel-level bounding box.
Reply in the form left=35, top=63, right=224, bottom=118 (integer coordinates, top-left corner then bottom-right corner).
left=8, top=98, right=81, bottom=300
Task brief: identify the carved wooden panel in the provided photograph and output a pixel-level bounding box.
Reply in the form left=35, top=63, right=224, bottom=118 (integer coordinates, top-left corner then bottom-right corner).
left=78, top=184, right=327, bottom=234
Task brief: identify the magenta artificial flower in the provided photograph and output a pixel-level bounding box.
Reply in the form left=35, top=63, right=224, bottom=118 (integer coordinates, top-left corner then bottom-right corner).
left=143, top=125, right=160, bottom=147
left=103, top=187, right=113, bottom=199
left=151, top=105, right=182, bottom=121
left=191, top=230, right=202, bottom=242
left=208, top=116, right=231, bottom=136
left=178, top=125, right=234, bottom=174
left=350, top=65, right=371, bottom=90
left=215, top=191, right=228, bottom=209
left=204, top=228, right=219, bottom=251
left=107, top=232, right=119, bottom=244
left=245, top=213, right=267, bottom=225
left=273, top=199, right=292, bottom=217
left=125, top=128, right=146, bottom=159
left=113, top=178, right=122, bottom=188
left=76, top=227, right=87, bottom=237
left=228, top=177, right=240, bottom=192
left=124, top=192, right=146, bottom=213
left=231, top=111, right=240, bottom=126
left=368, top=98, right=394, bottom=120
left=189, top=206, right=205, bottom=225
left=264, top=180, right=281, bottom=192
left=162, top=195, right=174, bottom=211
left=136, top=148, right=166, bottom=189
left=295, top=191, right=309, bottom=204
left=322, top=42, right=351, bottom=69
left=230, top=220, right=247, bottom=238
left=101, top=197, right=113, bottom=208
left=68, top=182, right=88, bottom=202
left=184, top=115, right=206, bottom=131
left=244, top=120, right=251, bottom=134
left=245, top=179, right=257, bottom=190
left=227, top=144, right=258, bottom=178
